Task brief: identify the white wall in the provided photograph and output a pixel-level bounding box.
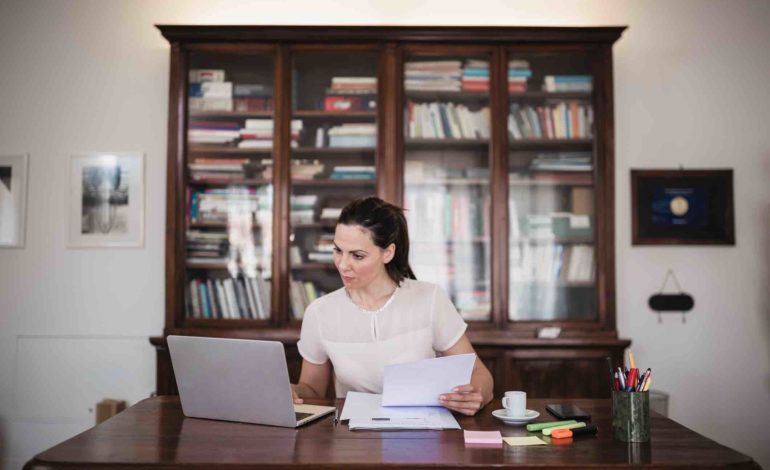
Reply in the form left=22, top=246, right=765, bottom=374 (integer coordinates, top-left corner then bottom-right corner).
left=0, top=0, right=768, bottom=468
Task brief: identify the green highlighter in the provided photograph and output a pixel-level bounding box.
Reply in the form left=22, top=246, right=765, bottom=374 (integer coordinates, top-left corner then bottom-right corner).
left=543, top=422, right=586, bottom=436
left=526, top=420, right=578, bottom=432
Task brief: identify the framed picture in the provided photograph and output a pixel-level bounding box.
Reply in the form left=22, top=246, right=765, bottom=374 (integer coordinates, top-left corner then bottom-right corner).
left=631, top=169, right=734, bottom=245
left=0, top=154, right=29, bottom=248
left=68, top=152, right=145, bottom=248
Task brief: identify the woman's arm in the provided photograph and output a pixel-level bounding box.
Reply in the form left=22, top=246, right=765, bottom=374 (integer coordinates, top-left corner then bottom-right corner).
left=437, top=334, right=494, bottom=415
left=292, top=359, right=332, bottom=404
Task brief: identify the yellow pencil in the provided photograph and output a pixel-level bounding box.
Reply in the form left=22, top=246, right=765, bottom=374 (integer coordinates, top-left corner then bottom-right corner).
left=628, top=351, right=636, bottom=370
left=643, top=376, right=652, bottom=392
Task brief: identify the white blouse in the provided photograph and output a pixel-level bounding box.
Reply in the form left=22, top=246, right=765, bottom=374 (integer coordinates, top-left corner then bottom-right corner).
left=297, top=279, right=468, bottom=398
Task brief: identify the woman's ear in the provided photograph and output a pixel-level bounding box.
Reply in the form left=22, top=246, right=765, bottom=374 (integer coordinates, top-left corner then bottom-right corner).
left=383, top=243, right=396, bottom=264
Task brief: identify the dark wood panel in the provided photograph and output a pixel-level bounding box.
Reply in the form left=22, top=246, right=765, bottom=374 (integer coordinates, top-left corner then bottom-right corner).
left=25, top=396, right=759, bottom=469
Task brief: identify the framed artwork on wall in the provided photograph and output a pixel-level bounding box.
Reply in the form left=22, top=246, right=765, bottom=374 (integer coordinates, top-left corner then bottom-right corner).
left=68, top=152, right=145, bottom=248
left=631, top=169, right=734, bottom=245
left=0, top=154, right=29, bottom=248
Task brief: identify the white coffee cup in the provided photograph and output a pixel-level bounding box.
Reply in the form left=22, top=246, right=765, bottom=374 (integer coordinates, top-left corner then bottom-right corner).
left=502, top=391, right=527, bottom=417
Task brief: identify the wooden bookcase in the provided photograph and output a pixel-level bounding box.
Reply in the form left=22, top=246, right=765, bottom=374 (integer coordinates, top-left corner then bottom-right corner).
left=151, top=25, right=630, bottom=398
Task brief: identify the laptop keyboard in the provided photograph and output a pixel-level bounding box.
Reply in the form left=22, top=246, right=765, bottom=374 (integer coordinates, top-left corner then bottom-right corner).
left=295, top=412, right=314, bottom=422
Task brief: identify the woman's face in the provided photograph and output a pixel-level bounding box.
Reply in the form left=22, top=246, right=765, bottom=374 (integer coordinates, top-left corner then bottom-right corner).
left=333, top=224, right=395, bottom=289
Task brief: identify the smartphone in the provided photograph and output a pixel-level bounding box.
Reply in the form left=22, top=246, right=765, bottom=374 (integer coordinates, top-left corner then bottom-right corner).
left=546, top=404, right=591, bottom=421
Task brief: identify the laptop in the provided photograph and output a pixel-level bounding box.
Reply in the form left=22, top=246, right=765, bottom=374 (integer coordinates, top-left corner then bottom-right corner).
left=167, top=335, right=336, bottom=427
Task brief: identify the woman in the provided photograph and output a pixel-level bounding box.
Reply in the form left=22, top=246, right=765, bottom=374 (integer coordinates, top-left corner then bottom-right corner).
left=292, top=197, right=493, bottom=416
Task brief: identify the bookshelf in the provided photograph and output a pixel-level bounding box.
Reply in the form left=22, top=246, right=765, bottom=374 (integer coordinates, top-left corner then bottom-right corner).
left=152, top=26, right=630, bottom=399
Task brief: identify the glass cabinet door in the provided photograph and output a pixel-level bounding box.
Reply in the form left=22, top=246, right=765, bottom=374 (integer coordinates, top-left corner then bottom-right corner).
left=402, top=50, right=492, bottom=322
left=289, top=50, right=379, bottom=320
left=506, top=51, right=596, bottom=321
left=185, top=48, right=275, bottom=322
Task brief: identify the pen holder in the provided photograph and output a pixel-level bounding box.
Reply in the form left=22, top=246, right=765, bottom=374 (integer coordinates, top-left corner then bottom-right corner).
left=612, top=391, right=650, bottom=442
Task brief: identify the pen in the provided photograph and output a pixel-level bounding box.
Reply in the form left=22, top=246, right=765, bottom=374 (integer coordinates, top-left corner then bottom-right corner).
left=617, top=367, right=626, bottom=390
left=636, top=368, right=651, bottom=392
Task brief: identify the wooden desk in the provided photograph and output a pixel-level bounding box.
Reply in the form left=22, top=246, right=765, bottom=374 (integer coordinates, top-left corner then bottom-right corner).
left=24, top=396, right=758, bottom=469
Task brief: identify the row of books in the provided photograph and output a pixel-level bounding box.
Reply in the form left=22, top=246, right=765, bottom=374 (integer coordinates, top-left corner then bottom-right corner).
left=510, top=244, right=595, bottom=283
left=509, top=199, right=593, bottom=239
left=290, top=195, right=346, bottom=225
left=189, top=69, right=274, bottom=112
left=189, top=187, right=272, bottom=223
left=406, top=102, right=490, bottom=139
left=508, top=102, right=593, bottom=140
left=187, top=276, right=272, bottom=320
left=404, top=60, right=464, bottom=92
left=290, top=278, right=323, bottom=319
left=322, top=76, right=376, bottom=112
left=404, top=188, right=490, bottom=241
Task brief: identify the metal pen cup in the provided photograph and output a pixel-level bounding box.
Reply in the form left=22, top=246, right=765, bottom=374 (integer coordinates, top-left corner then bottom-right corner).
left=612, top=390, right=650, bottom=442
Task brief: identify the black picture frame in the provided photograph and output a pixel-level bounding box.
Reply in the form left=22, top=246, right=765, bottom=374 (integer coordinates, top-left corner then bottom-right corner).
left=631, top=169, right=734, bottom=245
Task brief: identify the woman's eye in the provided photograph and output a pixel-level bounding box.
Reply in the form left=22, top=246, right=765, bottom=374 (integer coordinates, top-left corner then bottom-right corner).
left=353, top=254, right=364, bottom=260
left=333, top=247, right=341, bottom=253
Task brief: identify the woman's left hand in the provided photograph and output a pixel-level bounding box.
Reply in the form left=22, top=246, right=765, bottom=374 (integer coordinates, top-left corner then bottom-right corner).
left=439, top=384, right=484, bottom=416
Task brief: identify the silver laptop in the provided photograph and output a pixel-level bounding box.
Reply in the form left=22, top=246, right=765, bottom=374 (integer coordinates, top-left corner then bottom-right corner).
left=167, top=335, right=335, bottom=427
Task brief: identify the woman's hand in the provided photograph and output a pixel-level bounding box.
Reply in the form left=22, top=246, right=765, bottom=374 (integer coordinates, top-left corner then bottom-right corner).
left=291, top=384, right=304, bottom=404
left=439, top=384, right=484, bottom=416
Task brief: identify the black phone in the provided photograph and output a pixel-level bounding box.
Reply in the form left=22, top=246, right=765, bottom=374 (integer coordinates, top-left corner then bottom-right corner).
left=546, top=404, right=591, bottom=421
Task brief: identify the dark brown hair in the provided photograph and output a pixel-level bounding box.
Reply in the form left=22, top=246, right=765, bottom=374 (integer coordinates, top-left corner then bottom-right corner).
left=337, top=197, right=416, bottom=285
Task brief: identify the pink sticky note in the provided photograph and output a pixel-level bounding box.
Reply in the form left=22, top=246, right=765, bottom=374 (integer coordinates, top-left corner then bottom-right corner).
left=463, top=430, right=503, bottom=448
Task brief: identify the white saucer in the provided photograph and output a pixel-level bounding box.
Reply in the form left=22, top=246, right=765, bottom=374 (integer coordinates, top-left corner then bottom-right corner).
left=492, top=409, right=540, bottom=425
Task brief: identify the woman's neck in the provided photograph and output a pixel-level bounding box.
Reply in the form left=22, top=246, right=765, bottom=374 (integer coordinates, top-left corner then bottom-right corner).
left=347, top=275, right=399, bottom=311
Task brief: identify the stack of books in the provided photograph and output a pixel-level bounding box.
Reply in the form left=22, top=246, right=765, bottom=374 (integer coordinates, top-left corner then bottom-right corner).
left=188, top=157, right=248, bottom=182
left=461, top=60, right=489, bottom=92
left=189, top=69, right=232, bottom=111
left=543, top=75, right=593, bottom=92
left=238, top=119, right=302, bottom=149
left=330, top=165, right=375, bottom=180
left=407, top=102, right=490, bottom=139
left=508, top=60, right=532, bottom=92
left=189, top=188, right=267, bottom=223
left=509, top=244, right=594, bottom=283
left=291, top=159, right=324, bottom=180
left=529, top=152, right=592, bottom=172
left=290, top=194, right=317, bottom=224
left=319, top=207, right=342, bottom=222
left=404, top=60, right=463, bottom=92
left=188, top=120, right=240, bottom=145
left=186, top=230, right=229, bottom=265
left=307, top=233, right=335, bottom=263
left=233, top=83, right=274, bottom=112
left=324, top=76, right=377, bottom=111
left=508, top=102, right=593, bottom=140
left=327, top=123, right=376, bottom=147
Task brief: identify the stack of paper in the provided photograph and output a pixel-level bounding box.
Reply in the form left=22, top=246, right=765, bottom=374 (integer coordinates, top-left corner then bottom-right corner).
left=382, top=353, right=476, bottom=406
left=341, top=392, right=460, bottom=430
left=464, top=430, right=503, bottom=448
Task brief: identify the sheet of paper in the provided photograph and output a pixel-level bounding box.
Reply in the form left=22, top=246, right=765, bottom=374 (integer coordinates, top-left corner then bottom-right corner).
left=341, top=391, right=460, bottom=430
left=503, top=436, right=547, bottom=446
left=381, top=353, right=476, bottom=406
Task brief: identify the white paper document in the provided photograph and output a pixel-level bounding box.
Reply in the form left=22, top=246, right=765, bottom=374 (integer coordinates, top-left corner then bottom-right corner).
left=340, top=391, right=460, bottom=430
left=381, top=353, right=476, bottom=406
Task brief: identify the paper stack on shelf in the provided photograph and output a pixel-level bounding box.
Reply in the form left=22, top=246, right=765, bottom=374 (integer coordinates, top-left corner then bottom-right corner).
left=290, top=194, right=317, bottom=224
left=329, top=165, right=375, bottom=180
left=543, top=75, right=593, bottom=92
left=188, top=120, right=240, bottom=145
